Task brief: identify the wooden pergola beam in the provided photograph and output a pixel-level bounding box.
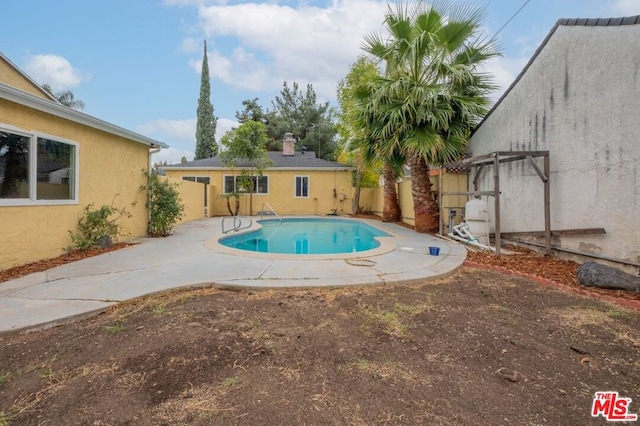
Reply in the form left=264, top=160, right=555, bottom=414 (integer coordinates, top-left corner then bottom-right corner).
left=440, top=150, right=552, bottom=257
left=491, top=228, right=606, bottom=238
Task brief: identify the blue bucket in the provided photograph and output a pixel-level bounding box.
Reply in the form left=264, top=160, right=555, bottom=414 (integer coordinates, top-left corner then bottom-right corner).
left=429, top=246, right=440, bottom=256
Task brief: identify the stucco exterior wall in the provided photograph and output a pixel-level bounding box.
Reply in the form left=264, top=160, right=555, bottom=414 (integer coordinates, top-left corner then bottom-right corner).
left=168, top=177, right=206, bottom=224
left=165, top=168, right=353, bottom=217
left=0, top=57, right=51, bottom=100
left=359, top=187, right=383, bottom=215
left=397, top=179, right=415, bottom=226
left=355, top=171, right=468, bottom=230
left=1, top=99, right=150, bottom=269
left=468, top=24, right=640, bottom=268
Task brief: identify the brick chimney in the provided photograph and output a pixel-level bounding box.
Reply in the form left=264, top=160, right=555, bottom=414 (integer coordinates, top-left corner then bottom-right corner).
left=283, top=132, right=295, bottom=156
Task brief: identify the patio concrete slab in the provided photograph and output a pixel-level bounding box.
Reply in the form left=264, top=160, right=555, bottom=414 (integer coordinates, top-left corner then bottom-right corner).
left=0, top=216, right=466, bottom=334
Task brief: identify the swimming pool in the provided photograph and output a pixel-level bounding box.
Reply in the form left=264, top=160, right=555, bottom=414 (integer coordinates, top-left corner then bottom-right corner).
left=220, top=218, right=390, bottom=254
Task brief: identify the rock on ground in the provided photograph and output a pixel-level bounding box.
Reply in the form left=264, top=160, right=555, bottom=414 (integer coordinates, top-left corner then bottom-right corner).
left=577, top=261, right=640, bottom=293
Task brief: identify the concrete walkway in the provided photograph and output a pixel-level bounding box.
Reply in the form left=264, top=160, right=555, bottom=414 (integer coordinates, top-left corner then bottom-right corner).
left=0, top=217, right=466, bottom=334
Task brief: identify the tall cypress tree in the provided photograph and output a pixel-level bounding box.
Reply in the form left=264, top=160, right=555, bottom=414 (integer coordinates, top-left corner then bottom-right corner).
left=195, top=40, right=218, bottom=159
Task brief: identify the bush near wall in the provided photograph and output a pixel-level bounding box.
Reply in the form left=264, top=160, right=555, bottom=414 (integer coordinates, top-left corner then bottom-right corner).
left=142, top=172, right=184, bottom=237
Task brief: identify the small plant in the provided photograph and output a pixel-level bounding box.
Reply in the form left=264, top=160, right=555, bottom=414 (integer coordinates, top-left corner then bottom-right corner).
left=177, top=294, right=194, bottom=304
left=41, top=366, right=54, bottom=381
left=68, top=200, right=130, bottom=251
left=356, top=359, right=370, bottom=370
left=0, top=408, right=19, bottom=426
left=220, top=377, right=238, bottom=388
left=219, top=192, right=241, bottom=216
left=152, top=305, right=167, bottom=315
left=607, top=308, right=631, bottom=320
left=105, top=321, right=124, bottom=334
left=141, top=170, right=184, bottom=237
left=0, top=372, right=9, bottom=385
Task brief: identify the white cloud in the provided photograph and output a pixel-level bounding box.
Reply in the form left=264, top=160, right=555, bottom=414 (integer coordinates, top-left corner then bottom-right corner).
left=137, top=118, right=197, bottom=144
left=23, top=54, right=88, bottom=91
left=609, top=0, right=640, bottom=15
left=216, top=117, right=238, bottom=141
left=152, top=147, right=196, bottom=165
left=485, top=55, right=530, bottom=103
left=180, top=37, right=201, bottom=53
left=138, top=117, right=238, bottom=164
left=175, top=0, right=531, bottom=107
left=181, top=0, right=388, bottom=100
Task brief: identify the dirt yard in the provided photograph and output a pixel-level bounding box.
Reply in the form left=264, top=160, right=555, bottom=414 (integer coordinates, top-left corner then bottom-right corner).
left=1, top=264, right=639, bottom=425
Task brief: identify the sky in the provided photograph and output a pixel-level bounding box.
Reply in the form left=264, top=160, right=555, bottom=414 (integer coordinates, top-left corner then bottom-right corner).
left=2, top=0, right=639, bottom=164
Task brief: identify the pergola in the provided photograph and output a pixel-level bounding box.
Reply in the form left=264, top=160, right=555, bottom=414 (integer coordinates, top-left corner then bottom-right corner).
left=441, top=151, right=551, bottom=257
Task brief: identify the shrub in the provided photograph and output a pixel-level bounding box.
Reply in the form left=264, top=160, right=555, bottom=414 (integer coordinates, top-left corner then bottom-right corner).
left=141, top=170, right=184, bottom=237
left=69, top=202, right=130, bottom=251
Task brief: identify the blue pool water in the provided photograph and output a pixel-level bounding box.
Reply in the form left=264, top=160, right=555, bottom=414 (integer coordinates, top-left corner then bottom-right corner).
left=220, top=218, right=390, bottom=254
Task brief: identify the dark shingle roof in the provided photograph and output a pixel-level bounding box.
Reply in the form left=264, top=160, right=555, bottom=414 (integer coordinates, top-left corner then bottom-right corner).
left=471, top=15, right=640, bottom=136
left=558, top=16, right=640, bottom=26
left=163, top=151, right=352, bottom=170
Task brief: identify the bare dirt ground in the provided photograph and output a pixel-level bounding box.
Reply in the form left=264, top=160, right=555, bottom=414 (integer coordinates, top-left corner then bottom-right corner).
left=1, top=259, right=639, bottom=425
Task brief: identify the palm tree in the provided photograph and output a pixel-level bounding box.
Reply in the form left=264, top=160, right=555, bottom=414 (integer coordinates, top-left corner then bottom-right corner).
left=337, top=56, right=389, bottom=216
left=41, top=84, right=85, bottom=110
left=55, top=90, right=85, bottom=110
left=352, top=120, right=404, bottom=222
left=359, top=1, right=499, bottom=232
left=350, top=67, right=404, bottom=222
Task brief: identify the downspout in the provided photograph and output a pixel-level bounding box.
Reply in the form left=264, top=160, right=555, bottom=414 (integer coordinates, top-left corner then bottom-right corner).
left=149, top=146, right=161, bottom=168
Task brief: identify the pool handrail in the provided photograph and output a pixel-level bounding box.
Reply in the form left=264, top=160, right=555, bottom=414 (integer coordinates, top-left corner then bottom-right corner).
left=222, top=215, right=252, bottom=234
left=260, top=202, right=282, bottom=224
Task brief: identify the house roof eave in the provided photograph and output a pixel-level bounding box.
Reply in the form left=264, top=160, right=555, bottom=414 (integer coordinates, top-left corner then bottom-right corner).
left=0, top=83, right=168, bottom=149
left=161, top=166, right=354, bottom=172
left=0, top=52, right=61, bottom=103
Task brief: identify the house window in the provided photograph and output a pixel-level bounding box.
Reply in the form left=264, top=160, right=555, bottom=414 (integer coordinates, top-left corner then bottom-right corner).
left=223, top=175, right=268, bottom=194
left=0, top=127, right=78, bottom=204
left=295, top=176, right=309, bottom=198
left=37, top=137, right=76, bottom=200
left=182, top=176, right=210, bottom=185
left=0, top=130, right=30, bottom=199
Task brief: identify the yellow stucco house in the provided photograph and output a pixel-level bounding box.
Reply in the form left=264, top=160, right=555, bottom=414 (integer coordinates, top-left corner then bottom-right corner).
left=163, top=135, right=354, bottom=217
left=0, top=52, right=167, bottom=269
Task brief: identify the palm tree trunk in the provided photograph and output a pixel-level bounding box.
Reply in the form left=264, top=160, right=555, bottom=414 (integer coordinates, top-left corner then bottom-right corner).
left=352, top=167, right=363, bottom=214
left=410, top=154, right=439, bottom=233
left=382, top=164, right=401, bottom=222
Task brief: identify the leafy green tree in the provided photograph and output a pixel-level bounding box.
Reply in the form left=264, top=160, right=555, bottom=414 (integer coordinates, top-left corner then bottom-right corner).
left=42, top=84, right=85, bottom=110
left=354, top=129, right=406, bottom=222
left=359, top=1, right=499, bottom=232
left=220, top=121, right=273, bottom=215
left=336, top=148, right=380, bottom=213
left=153, top=160, right=168, bottom=169
left=267, top=82, right=337, bottom=160
left=236, top=98, right=269, bottom=125
left=195, top=40, right=218, bottom=160
left=235, top=98, right=275, bottom=149
left=336, top=56, right=384, bottom=214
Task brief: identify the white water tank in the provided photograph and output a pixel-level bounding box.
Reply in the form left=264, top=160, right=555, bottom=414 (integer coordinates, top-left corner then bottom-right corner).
left=465, top=198, right=490, bottom=245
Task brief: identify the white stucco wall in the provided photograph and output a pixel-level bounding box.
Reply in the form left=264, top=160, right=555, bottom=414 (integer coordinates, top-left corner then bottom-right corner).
left=469, top=23, right=640, bottom=269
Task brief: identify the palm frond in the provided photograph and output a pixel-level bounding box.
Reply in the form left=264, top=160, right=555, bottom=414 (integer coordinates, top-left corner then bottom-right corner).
left=352, top=0, right=501, bottom=172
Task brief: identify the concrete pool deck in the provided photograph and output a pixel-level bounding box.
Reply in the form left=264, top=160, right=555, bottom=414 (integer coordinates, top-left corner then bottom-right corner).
left=0, top=216, right=466, bottom=334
